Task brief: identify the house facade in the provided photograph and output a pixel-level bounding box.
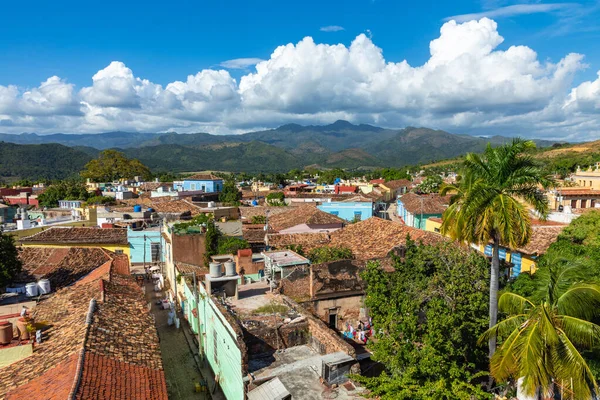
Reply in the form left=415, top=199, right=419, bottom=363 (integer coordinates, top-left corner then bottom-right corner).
left=127, top=226, right=165, bottom=264
left=397, top=193, right=446, bottom=230
left=173, top=174, right=224, bottom=193
left=317, top=201, right=373, bottom=222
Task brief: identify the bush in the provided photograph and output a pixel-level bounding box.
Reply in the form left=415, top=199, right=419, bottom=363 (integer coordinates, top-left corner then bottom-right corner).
left=251, top=215, right=267, bottom=224
left=307, top=246, right=353, bottom=264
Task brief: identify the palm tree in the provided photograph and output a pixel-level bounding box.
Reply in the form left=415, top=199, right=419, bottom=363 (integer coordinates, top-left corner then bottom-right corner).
left=482, top=263, right=600, bottom=399
left=441, top=139, right=553, bottom=358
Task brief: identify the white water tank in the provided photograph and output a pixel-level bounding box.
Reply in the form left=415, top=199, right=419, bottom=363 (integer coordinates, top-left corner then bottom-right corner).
left=224, top=261, right=236, bottom=276
left=208, top=201, right=216, bottom=208
left=38, top=279, right=51, bottom=295
left=209, top=262, right=222, bottom=278
left=26, top=282, right=39, bottom=297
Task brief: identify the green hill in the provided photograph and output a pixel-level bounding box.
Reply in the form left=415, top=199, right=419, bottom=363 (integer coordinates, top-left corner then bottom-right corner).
left=0, top=142, right=92, bottom=182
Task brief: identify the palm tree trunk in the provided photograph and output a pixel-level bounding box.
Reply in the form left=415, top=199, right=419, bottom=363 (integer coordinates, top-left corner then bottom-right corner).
left=489, top=235, right=500, bottom=358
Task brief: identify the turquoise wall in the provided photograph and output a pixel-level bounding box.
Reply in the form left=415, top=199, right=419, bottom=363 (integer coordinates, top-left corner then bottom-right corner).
left=183, top=280, right=245, bottom=400
left=127, top=228, right=164, bottom=263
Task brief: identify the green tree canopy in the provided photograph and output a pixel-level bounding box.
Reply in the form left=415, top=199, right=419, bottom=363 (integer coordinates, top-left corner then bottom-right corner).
left=81, top=150, right=152, bottom=182
left=217, top=237, right=250, bottom=255
left=356, top=240, right=491, bottom=399
left=218, top=178, right=241, bottom=206
left=0, top=231, right=22, bottom=288
left=38, top=180, right=91, bottom=208
left=416, top=175, right=443, bottom=194
left=440, top=138, right=553, bottom=358
left=484, top=263, right=600, bottom=399
left=266, top=192, right=286, bottom=206
left=306, top=246, right=353, bottom=264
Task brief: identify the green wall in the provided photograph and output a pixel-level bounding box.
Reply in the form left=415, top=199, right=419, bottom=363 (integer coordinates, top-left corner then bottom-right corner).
left=184, top=280, right=245, bottom=400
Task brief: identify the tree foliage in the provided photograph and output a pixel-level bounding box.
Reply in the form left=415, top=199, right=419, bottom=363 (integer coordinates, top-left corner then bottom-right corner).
left=416, top=175, right=443, bottom=194
left=306, top=246, right=353, bottom=264
left=38, top=180, right=90, bottom=208
left=484, top=263, right=600, bottom=399
left=204, top=220, right=220, bottom=267
left=440, top=138, right=553, bottom=357
left=356, top=240, right=491, bottom=399
left=218, top=178, right=241, bottom=206
left=0, top=231, right=22, bottom=288
left=251, top=215, right=266, bottom=224
left=266, top=192, right=286, bottom=206
left=81, top=150, right=151, bottom=182
left=217, top=236, right=250, bottom=255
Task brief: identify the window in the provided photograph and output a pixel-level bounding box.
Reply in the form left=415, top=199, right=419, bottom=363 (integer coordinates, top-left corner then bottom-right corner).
left=354, top=211, right=362, bottom=221
left=592, top=200, right=596, bottom=208
left=191, top=183, right=196, bottom=191
left=213, top=330, right=219, bottom=365
left=201, top=185, right=206, bottom=192
left=581, top=199, right=587, bottom=209
left=115, top=249, right=124, bottom=255
left=571, top=199, right=578, bottom=208
left=151, top=243, right=161, bottom=262
left=330, top=211, right=339, bottom=216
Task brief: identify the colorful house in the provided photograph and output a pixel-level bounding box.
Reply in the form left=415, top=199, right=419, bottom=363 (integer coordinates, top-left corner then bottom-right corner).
left=317, top=201, right=374, bottom=222
left=380, top=179, right=412, bottom=201
left=20, top=226, right=130, bottom=257
left=173, top=173, right=224, bottom=193
left=127, top=226, right=165, bottom=264
left=426, top=217, right=565, bottom=276
left=397, top=193, right=446, bottom=230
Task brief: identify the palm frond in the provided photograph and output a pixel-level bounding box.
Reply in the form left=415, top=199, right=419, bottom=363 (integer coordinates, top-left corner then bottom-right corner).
left=553, top=328, right=599, bottom=399
left=557, top=315, right=600, bottom=349
left=498, top=292, right=534, bottom=315
left=557, top=284, right=600, bottom=320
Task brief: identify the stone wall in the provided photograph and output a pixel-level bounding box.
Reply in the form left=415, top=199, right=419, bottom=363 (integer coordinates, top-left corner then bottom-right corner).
left=243, top=319, right=309, bottom=355
left=172, top=234, right=205, bottom=266
left=281, top=297, right=356, bottom=359
left=279, top=268, right=311, bottom=301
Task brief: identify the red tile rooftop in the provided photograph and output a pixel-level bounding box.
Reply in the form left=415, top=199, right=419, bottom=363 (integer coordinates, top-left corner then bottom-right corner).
left=20, top=227, right=128, bottom=245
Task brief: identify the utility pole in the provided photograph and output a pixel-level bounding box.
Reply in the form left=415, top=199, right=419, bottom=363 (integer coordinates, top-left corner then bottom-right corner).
left=419, top=196, right=424, bottom=230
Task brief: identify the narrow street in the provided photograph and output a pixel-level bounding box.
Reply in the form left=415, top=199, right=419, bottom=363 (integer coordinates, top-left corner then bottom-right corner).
left=146, top=282, right=209, bottom=400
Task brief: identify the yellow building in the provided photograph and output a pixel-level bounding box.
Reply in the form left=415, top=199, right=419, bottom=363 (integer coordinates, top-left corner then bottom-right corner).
left=19, top=226, right=130, bottom=257
left=546, top=187, right=600, bottom=211
left=425, top=217, right=564, bottom=276
left=574, top=163, right=600, bottom=190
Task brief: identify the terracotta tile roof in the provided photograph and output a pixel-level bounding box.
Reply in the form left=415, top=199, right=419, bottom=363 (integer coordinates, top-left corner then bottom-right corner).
left=516, top=226, right=565, bottom=255
left=5, top=351, right=80, bottom=400
left=328, top=217, right=446, bottom=260
left=428, top=217, right=443, bottom=224
left=382, top=179, right=412, bottom=190
left=267, top=232, right=331, bottom=250
left=0, top=280, right=100, bottom=399
left=2, top=252, right=168, bottom=400
left=239, top=206, right=296, bottom=220
left=370, top=179, right=385, bottom=184
left=116, top=198, right=202, bottom=215
left=243, top=227, right=268, bottom=244
left=554, top=189, right=600, bottom=196
left=84, top=274, right=163, bottom=371
left=176, top=262, right=209, bottom=276
left=268, top=205, right=345, bottom=232
left=76, top=352, right=167, bottom=400
left=20, top=227, right=128, bottom=245
left=184, top=173, right=222, bottom=181
left=138, top=182, right=171, bottom=191
left=399, top=193, right=447, bottom=215
left=269, top=218, right=445, bottom=260
left=17, top=247, right=113, bottom=289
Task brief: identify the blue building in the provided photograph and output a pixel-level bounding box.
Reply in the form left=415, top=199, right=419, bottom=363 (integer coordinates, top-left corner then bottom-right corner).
left=173, top=174, right=224, bottom=193
left=317, top=201, right=373, bottom=222
left=127, top=227, right=165, bottom=264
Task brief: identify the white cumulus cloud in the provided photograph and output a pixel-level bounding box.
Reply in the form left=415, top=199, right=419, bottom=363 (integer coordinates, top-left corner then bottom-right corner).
left=0, top=18, right=599, bottom=140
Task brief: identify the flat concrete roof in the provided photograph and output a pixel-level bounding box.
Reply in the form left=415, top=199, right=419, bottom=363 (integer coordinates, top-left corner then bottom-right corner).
left=262, top=251, right=309, bottom=267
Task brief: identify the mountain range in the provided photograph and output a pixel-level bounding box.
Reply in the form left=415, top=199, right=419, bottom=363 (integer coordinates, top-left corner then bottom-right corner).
left=0, top=121, right=559, bottom=181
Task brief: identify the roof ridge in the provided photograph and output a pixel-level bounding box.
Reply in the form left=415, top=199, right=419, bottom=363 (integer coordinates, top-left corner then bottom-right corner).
left=68, top=298, right=97, bottom=400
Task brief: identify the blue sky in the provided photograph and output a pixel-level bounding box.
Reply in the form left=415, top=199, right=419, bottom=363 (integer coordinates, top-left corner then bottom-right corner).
left=0, top=0, right=599, bottom=139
